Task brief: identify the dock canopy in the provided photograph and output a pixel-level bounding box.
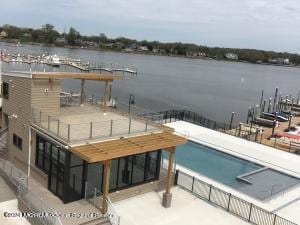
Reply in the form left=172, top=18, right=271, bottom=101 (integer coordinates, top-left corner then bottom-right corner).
left=69, top=132, right=187, bottom=163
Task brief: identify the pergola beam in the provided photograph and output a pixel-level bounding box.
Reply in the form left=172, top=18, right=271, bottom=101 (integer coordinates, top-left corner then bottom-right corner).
left=80, top=79, right=85, bottom=105
left=103, top=81, right=109, bottom=113
left=32, top=72, right=123, bottom=81
left=69, top=132, right=186, bottom=163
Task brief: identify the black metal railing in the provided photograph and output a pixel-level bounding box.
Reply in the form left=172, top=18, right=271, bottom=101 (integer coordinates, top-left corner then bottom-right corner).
left=142, top=109, right=232, bottom=131
left=175, top=170, right=298, bottom=225
left=144, top=109, right=300, bottom=155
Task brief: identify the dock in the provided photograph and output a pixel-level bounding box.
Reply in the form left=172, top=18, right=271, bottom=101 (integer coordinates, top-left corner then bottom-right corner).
left=0, top=50, right=138, bottom=75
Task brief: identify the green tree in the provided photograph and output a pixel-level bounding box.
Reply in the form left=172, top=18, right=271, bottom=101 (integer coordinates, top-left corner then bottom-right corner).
left=99, top=33, right=107, bottom=43
left=67, top=27, right=78, bottom=45
left=41, top=24, right=58, bottom=44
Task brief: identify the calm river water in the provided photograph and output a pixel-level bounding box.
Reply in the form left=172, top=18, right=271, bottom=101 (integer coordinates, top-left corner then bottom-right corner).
left=1, top=42, right=300, bottom=124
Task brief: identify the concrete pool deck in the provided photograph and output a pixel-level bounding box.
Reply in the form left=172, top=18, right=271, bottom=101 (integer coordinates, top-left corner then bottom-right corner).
left=166, top=121, right=300, bottom=224
left=114, top=186, right=250, bottom=225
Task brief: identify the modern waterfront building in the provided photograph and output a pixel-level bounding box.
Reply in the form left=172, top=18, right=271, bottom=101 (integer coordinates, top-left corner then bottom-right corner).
left=0, top=71, right=186, bottom=214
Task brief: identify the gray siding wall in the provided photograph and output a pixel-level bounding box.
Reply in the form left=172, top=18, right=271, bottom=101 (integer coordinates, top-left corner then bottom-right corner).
left=2, top=75, right=61, bottom=187
left=31, top=79, right=61, bottom=118
left=2, top=75, right=31, bottom=172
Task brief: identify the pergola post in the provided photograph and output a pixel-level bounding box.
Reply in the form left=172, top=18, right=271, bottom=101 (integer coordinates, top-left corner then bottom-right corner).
left=162, top=146, right=175, bottom=208
left=80, top=79, right=85, bottom=106
left=101, top=159, right=111, bottom=214
left=103, top=81, right=109, bottom=113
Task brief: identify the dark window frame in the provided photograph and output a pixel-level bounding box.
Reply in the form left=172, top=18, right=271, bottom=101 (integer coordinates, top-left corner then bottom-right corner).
left=2, top=82, right=9, bottom=99
left=13, top=133, right=22, bottom=150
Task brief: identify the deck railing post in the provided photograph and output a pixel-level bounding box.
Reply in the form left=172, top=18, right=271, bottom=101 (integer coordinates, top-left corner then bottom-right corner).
left=93, top=187, right=96, bottom=207
left=227, top=193, right=231, bottom=211
left=174, top=170, right=179, bottom=185
left=84, top=181, right=87, bottom=200
left=48, top=115, right=50, bottom=131
left=273, top=214, right=277, bottom=225
left=57, top=120, right=60, bottom=136
left=39, top=111, right=42, bottom=125
left=255, top=130, right=258, bottom=142
left=208, top=185, right=212, bottom=201
left=110, top=120, right=113, bottom=136
left=89, top=122, right=93, bottom=139
left=191, top=177, right=195, bottom=192
left=67, top=124, right=71, bottom=142
left=248, top=203, right=253, bottom=222
left=145, top=120, right=148, bottom=132
left=128, top=117, right=131, bottom=134
left=289, top=141, right=292, bottom=152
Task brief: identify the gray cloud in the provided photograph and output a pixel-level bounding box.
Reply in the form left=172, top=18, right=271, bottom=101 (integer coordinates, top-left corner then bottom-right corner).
left=0, top=0, right=299, bottom=52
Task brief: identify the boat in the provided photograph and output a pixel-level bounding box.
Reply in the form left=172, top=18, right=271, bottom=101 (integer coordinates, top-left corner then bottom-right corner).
left=261, top=112, right=289, bottom=122
left=274, top=133, right=300, bottom=141
left=50, top=54, right=61, bottom=67
left=252, top=117, right=275, bottom=127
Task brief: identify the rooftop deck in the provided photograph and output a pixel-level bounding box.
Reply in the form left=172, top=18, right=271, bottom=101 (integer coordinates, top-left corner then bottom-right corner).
left=32, top=104, right=163, bottom=146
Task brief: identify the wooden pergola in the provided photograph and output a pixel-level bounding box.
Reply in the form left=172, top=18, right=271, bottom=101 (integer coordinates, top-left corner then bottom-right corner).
left=32, top=72, right=124, bottom=113
left=69, top=131, right=187, bottom=212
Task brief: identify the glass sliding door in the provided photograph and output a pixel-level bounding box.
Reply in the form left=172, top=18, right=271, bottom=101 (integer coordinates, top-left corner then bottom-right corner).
left=36, top=133, right=162, bottom=203
left=132, top=153, right=146, bottom=184
left=68, top=153, right=84, bottom=201
left=57, top=150, right=65, bottom=198
left=118, top=156, right=133, bottom=188
left=87, top=162, right=103, bottom=191
left=49, top=146, right=58, bottom=194
left=109, top=159, right=119, bottom=190
left=145, top=151, right=160, bottom=181
left=35, top=135, right=66, bottom=201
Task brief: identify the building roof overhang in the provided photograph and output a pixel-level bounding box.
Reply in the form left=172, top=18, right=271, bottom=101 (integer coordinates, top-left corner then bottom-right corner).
left=31, top=72, right=124, bottom=81
left=1, top=71, right=124, bottom=82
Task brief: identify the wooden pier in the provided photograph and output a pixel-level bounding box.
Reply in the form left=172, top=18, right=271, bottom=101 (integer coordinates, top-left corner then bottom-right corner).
left=1, top=51, right=138, bottom=75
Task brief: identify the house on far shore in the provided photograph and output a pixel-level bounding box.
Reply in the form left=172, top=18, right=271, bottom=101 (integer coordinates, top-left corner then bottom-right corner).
left=268, top=58, right=290, bottom=65
left=0, top=31, right=8, bottom=39
left=138, top=46, right=149, bottom=51
left=225, top=53, right=238, bottom=60
left=55, top=37, right=66, bottom=44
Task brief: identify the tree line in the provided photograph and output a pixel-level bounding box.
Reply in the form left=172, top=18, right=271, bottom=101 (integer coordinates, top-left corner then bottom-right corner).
left=1, top=24, right=300, bottom=65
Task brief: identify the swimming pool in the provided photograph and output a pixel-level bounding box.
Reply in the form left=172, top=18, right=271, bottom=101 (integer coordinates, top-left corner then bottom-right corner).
left=166, top=141, right=300, bottom=200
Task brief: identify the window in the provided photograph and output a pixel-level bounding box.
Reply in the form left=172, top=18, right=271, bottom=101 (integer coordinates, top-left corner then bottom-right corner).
left=132, top=153, right=146, bottom=184
left=36, top=135, right=66, bottom=174
left=13, top=134, right=22, bottom=150
left=2, top=82, right=9, bottom=99
left=118, top=156, right=133, bottom=188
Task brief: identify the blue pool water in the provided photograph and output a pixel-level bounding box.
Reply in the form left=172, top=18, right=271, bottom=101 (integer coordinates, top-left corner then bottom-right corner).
left=165, top=141, right=300, bottom=200
left=165, top=141, right=262, bottom=186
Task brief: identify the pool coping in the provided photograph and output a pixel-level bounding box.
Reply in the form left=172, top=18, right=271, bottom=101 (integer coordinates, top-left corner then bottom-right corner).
left=175, top=140, right=300, bottom=202
left=166, top=121, right=300, bottom=216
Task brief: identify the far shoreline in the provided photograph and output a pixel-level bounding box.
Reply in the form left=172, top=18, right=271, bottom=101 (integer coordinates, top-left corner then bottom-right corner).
left=1, top=40, right=299, bottom=69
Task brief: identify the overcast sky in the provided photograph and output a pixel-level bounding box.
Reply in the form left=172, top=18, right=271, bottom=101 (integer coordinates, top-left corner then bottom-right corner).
left=1, top=0, right=300, bottom=53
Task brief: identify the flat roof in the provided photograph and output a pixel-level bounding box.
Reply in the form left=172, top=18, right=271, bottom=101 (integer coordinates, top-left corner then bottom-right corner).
left=69, top=131, right=187, bottom=163
left=2, top=71, right=124, bottom=81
